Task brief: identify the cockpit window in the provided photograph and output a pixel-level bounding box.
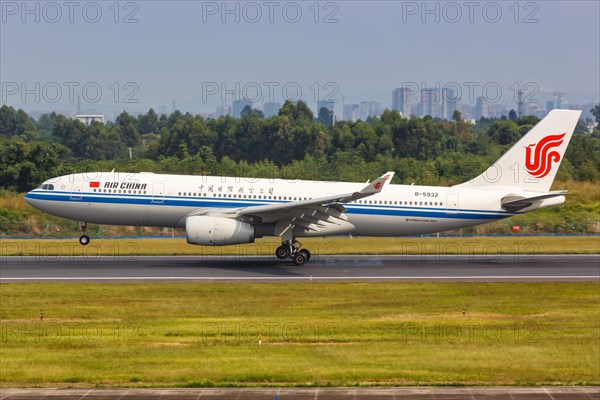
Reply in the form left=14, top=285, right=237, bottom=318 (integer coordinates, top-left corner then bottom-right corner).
left=39, top=184, right=55, bottom=190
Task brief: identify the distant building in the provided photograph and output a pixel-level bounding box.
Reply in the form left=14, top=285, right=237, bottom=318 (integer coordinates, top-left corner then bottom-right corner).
left=520, top=102, right=543, bottom=117
left=420, top=88, right=441, bottom=118
left=546, top=100, right=556, bottom=112
left=555, top=93, right=566, bottom=109
left=392, top=87, right=412, bottom=117
left=457, top=103, right=474, bottom=120
left=216, top=104, right=231, bottom=117
left=441, top=88, right=458, bottom=120
left=474, top=96, right=489, bottom=120
left=232, top=99, right=252, bottom=117
left=579, top=103, right=596, bottom=121
left=371, top=101, right=383, bottom=118
left=263, top=102, right=281, bottom=118
left=488, top=103, right=508, bottom=118
left=350, top=101, right=384, bottom=121
left=359, top=101, right=371, bottom=120
left=76, top=114, right=104, bottom=125
left=343, top=104, right=359, bottom=122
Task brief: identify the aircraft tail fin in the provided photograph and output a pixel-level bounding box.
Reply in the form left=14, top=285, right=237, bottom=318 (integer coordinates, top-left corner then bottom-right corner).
left=456, top=109, right=581, bottom=192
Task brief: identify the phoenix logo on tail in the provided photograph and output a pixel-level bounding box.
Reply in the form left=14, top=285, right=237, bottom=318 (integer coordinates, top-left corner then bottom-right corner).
left=525, top=133, right=566, bottom=178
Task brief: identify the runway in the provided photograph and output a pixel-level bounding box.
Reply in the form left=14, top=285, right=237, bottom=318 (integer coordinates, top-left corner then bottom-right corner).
left=1, top=254, right=598, bottom=282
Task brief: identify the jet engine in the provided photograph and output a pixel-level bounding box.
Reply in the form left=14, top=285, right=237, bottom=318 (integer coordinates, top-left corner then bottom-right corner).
left=185, top=216, right=255, bottom=245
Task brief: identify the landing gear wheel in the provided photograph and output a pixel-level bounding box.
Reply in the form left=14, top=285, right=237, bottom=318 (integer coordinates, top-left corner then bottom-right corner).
left=79, top=235, right=90, bottom=246
left=275, top=245, right=289, bottom=259
left=298, top=249, right=311, bottom=261
left=293, top=251, right=307, bottom=266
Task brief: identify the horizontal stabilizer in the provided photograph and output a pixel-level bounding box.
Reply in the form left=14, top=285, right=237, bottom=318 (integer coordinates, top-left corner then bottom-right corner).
left=501, top=191, right=567, bottom=212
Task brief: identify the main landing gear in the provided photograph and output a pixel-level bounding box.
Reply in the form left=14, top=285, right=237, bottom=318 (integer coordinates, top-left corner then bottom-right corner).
left=275, top=239, right=311, bottom=266
left=78, top=221, right=90, bottom=246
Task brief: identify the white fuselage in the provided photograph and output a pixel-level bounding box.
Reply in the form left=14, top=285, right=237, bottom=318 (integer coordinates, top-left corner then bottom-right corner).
left=22, top=171, right=564, bottom=238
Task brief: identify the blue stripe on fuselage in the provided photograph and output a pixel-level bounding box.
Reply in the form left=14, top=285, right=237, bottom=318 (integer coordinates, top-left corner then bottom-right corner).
left=24, top=191, right=514, bottom=220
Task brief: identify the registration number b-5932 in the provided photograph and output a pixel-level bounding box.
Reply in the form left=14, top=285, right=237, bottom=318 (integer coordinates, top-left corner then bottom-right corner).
left=415, top=192, right=439, bottom=197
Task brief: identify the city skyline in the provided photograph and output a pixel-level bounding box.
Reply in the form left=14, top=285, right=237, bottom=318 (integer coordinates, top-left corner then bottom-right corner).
left=45, top=86, right=598, bottom=124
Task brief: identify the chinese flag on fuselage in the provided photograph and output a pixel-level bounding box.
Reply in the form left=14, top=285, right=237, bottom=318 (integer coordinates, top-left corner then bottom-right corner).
left=89, top=182, right=100, bottom=188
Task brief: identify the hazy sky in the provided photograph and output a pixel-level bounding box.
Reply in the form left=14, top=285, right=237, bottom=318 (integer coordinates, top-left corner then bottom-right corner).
left=1, top=0, right=599, bottom=116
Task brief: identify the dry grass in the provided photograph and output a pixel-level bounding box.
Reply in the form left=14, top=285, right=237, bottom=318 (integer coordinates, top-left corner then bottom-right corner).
left=2, top=236, right=599, bottom=257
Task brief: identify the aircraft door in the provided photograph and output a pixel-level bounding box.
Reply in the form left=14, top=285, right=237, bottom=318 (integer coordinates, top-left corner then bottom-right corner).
left=446, top=193, right=458, bottom=214
left=70, top=180, right=83, bottom=200
left=152, top=183, right=165, bottom=204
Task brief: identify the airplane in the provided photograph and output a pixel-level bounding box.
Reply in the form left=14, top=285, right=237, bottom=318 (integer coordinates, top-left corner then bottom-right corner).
left=25, top=109, right=581, bottom=266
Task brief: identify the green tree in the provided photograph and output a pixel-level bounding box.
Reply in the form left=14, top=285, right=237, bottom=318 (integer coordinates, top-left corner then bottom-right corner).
left=241, top=105, right=253, bottom=117
left=138, top=108, right=159, bottom=134
left=0, top=105, right=17, bottom=136
left=452, top=110, right=462, bottom=122
left=295, top=101, right=314, bottom=120
left=116, top=111, right=140, bottom=146
left=317, top=107, right=333, bottom=127
left=278, top=100, right=313, bottom=121
left=36, top=112, right=58, bottom=136
left=12, top=109, right=38, bottom=139
left=517, top=115, right=539, bottom=126
left=0, top=137, right=70, bottom=191
left=488, top=120, right=521, bottom=145
left=591, top=104, right=600, bottom=125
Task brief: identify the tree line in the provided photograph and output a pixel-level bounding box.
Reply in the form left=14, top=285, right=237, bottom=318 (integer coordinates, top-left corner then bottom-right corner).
left=1, top=102, right=599, bottom=192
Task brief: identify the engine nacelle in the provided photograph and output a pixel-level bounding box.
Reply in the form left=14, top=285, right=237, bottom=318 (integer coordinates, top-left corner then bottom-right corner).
left=186, top=216, right=255, bottom=246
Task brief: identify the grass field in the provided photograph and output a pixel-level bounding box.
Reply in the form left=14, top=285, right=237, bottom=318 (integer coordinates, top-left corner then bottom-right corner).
left=0, top=282, right=598, bottom=387
left=1, top=236, right=599, bottom=257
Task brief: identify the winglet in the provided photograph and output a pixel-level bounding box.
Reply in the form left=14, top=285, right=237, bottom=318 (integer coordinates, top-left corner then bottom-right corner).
left=360, top=172, right=394, bottom=195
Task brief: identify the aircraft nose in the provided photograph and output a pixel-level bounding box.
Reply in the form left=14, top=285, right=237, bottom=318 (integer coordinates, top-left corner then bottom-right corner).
left=24, top=191, right=39, bottom=208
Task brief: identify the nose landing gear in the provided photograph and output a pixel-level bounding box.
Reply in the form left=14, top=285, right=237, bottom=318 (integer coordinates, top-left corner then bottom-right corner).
left=275, top=239, right=311, bottom=266
left=78, top=221, right=90, bottom=246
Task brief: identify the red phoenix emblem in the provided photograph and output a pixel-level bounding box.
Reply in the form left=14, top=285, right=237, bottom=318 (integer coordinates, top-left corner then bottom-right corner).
left=525, top=133, right=566, bottom=178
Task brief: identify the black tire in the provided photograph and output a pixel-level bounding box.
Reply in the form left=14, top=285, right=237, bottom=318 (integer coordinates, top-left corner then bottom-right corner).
left=79, top=235, right=90, bottom=246
left=275, top=245, right=289, bottom=259
left=299, top=249, right=311, bottom=261
left=293, top=252, right=307, bottom=266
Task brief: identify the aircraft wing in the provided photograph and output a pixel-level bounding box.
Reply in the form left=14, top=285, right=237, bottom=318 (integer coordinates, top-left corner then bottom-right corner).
left=209, top=172, right=394, bottom=234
